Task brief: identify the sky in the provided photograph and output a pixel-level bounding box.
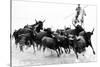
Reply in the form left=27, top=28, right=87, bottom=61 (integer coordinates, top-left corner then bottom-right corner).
left=12, top=0, right=96, bottom=31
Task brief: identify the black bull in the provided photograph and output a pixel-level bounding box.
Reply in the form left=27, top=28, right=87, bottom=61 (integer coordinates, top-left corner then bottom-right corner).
left=12, top=22, right=95, bottom=59
left=39, top=32, right=70, bottom=57
left=12, top=19, right=44, bottom=52
left=69, top=29, right=95, bottom=59
left=41, top=36, right=62, bottom=57
left=40, top=28, right=95, bottom=58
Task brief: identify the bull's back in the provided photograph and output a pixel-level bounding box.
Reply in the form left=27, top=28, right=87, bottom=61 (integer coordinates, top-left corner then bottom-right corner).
left=42, top=36, right=56, bottom=49
left=37, top=32, right=47, bottom=40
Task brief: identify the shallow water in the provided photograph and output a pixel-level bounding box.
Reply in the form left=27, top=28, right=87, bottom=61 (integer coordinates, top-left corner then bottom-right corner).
left=11, top=40, right=96, bottom=67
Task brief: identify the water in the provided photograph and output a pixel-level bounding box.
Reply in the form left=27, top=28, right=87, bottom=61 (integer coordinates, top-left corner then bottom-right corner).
left=12, top=40, right=96, bottom=67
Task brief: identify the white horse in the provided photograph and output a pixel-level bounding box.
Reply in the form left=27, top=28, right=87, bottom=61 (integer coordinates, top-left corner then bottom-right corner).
left=72, top=8, right=86, bottom=27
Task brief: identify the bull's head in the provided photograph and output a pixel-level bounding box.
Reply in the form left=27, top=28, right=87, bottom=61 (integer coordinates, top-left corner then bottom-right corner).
left=85, top=28, right=94, bottom=43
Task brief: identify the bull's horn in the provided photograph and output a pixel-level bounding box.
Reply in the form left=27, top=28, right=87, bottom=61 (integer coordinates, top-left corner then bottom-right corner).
left=92, top=28, right=94, bottom=33
left=35, top=19, right=38, bottom=23
left=43, top=20, right=45, bottom=23
left=72, top=21, right=76, bottom=27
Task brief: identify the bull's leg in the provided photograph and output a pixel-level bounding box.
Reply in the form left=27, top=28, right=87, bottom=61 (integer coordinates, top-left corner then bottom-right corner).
left=50, top=50, right=53, bottom=55
left=15, top=39, right=17, bottom=48
left=90, top=44, right=95, bottom=55
left=58, top=48, right=61, bottom=55
left=43, top=47, right=46, bottom=52
left=15, top=40, right=19, bottom=48
left=56, top=49, right=60, bottom=57
left=68, top=48, right=71, bottom=54
left=35, top=44, right=38, bottom=50
left=73, top=49, right=79, bottom=62
left=19, top=45, right=23, bottom=52
left=28, top=40, right=31, bottom=47
left=83, top=54, right=85, bottom=56
left=37, top=44, right=40, bottom=51
left=25, top=46, right=29, bottom=50
left=65, top=49, right=67, bottom=54
left=75, top=52, right=78, bottom=59
left=65, top=48, right=67, bottom=54
left=32, top=44, right=36, bottom=54
left=61, top=49, right=63, bottom=54
left=15, top=43, right=18, bottom=48
left=73, top=48, right=78, bottom=59
left=68, top=46, right=71, bottom=54
left=59, top=47, right=63, bottom=54
left=39, top=44, right=42, bottom=50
